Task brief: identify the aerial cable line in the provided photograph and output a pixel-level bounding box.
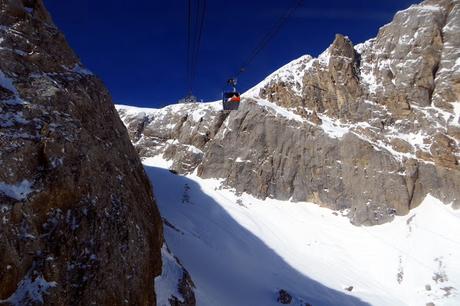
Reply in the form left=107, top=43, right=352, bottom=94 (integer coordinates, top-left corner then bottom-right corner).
left=191, top=0, right=207, bottom=90
left=361, top=226, right=460, bottom=288
left=233, top=0, right=304, bottom=79
left=186, top=0, right=192, bottom=94
left=191, top=0, right=199, bottom=93
left=221, top=0, right=303, bottom=111
left=185, top=0, right=207, bottom=97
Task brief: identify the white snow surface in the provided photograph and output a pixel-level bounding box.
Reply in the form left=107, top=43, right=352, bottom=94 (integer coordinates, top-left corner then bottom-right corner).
left=244, top=54, right=314, bottom=98
left=0, top=275, right=56, bottom=305
left=70, top=64, right=93, bottom=76
left=0, top=180, right=33, bottom=200
left=117, top=101, right=221, bottom=117
left=252, top=98, right=304, bottom=122
left=317, top=48, right=331, bottom=66
left=0, top=69, right=28, bottom=104
left=397, top=3, right=443, bottom=18
left=0, top=69, right=17, bottom=94
left=145, top=156, right=460, bottom=306
left=155, top=245, right=186, bottom=306
left=116, top=101, right=221, bottom=126
left=452, top=102, right=460, bottom=126
left=317, top=113, right=350, bottom=138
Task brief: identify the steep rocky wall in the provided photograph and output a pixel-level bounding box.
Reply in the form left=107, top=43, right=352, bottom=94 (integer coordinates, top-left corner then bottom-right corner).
left=117, top=0, right=460, bottom=225
left=0, top=1, right=163, bottom=305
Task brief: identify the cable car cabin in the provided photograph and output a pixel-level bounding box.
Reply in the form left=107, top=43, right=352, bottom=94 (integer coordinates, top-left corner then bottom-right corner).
left=222, top=92, right=241, bottom=111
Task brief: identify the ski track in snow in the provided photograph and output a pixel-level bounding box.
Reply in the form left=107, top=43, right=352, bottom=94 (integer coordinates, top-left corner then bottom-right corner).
left=146, top=156, right=460, bottom=306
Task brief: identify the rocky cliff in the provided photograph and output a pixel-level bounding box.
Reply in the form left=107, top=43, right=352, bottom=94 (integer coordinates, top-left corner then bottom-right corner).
left=117, top=0, right=460, bottom=225
left=0, top=0, right=163, bottom=305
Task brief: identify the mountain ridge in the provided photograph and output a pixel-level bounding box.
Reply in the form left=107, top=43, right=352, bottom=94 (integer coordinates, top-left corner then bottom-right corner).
left=117, top=0, right=460, bottom=226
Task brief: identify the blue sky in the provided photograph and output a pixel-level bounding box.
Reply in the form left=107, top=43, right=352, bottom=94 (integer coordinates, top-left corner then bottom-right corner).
left=44, top=0, right=418, bottom=108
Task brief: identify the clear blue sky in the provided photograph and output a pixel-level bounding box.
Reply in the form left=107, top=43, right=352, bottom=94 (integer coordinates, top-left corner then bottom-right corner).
left=44, top=0, right=418, bottom=108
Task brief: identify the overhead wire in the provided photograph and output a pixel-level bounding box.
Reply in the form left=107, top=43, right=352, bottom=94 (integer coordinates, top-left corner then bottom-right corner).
left=191, top=0, right=207, bottom=92
left=186, top=0, right=192, bottom=94
left=186, top=0, right=207, bottom=96
left=234, top=0, right=304, bottom=79
left=361, top=225, right=460, bottom=289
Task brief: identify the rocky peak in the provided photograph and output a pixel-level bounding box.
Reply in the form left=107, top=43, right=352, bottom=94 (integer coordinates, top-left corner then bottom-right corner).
left=359, top=0, right=449, bottom=112
left=117, top=0, right=460, bottom=226
left=329, top=34, right=356, bottom=60
left=3, top=0, right=52, bottom=23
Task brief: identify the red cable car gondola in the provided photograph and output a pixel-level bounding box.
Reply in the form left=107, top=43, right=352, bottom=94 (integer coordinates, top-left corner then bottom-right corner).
left=222, top=78, right=240, bottom=111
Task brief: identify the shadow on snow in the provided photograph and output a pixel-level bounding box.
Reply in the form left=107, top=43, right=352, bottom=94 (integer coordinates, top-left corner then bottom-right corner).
left=145, top=165, right=371, bottom=306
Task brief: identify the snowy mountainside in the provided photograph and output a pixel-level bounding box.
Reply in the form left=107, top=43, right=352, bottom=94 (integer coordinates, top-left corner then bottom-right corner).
left=114, top=0, right=460, bottom=305
left=117, top=0, right=460, bottom=226
left=148, top=156, right=460, bottom=306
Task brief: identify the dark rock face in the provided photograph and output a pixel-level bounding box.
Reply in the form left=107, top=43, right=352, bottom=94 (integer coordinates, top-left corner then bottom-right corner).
left=0, top=1, right=162, bottom=305
left=118, top=0, right=460, bottom=225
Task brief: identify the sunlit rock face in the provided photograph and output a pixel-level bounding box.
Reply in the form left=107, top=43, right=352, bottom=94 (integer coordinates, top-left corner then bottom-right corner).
left=0, top=0, right=163, bottom=304
left=118, top=0, right=460, bottom=226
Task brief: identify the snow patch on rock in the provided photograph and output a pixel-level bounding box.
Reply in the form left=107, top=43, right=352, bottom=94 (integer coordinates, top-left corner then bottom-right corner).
left=0, top=274, right=57, bottom=305
left=0, top=180, right=33, bottom=200
left=244, top=55, right=314, bottom=98
left=0, top=69, right=28, bottom=104
left=452, top=102, right=460, bottom=126
left=155, top=245, right=186, bottom=305
left=0, top=69, right=17, bottom=94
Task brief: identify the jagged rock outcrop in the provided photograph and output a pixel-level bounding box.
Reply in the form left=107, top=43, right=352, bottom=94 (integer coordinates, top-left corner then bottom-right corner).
left=0, top=1, right=163, bottom=305
left=117, top=0, right=460, bottom=225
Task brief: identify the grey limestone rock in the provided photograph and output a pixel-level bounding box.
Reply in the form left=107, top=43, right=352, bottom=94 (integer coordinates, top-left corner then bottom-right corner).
left=117, top=0, right=460, bottom=225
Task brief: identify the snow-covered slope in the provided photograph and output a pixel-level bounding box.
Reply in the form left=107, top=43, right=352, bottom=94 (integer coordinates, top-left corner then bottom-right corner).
left=148, top=156, right=460, bottom=306
left=114, top=1, right=460, bottom=304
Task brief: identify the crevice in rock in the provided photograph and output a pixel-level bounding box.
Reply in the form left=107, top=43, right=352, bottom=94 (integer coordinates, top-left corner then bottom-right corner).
left=428, top=60, right=440, bottom=104
left=172, top=114, right=189, bottom=137
left=405, top=160, right=420, bottom=210
left=211, top=110, right=230, bottom=135
left=133, top=115, right=150, bottom=142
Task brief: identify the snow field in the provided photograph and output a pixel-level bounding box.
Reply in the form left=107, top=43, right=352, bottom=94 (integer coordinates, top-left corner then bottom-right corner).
left=147, top=156, right=460, bottom=306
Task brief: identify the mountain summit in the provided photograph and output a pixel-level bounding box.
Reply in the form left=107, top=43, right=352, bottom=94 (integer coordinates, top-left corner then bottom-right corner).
left=118, top=0, right=460, bottom=226
left=116, top=1, right=460, bottom=305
